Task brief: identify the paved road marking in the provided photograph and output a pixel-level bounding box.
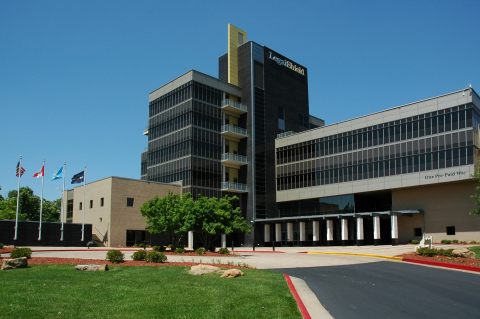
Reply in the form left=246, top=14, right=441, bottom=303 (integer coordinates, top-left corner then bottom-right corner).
left=307, top=252, right=403, bottom=261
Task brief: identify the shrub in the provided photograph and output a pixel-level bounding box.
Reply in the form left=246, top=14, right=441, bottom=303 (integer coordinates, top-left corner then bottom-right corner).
left=145, top=251, right=167, bottom=263
left=153, top=245, right=165, bottom=252
left=470, top=240, right=477, bottom=244
left=411, top=239, right=419, bottom=244
left=452, top=240, right=459, bottom=244
left=461, top=241, right=467, bottom=244
left=167, top=244, right=173, bottom=249
left=416, top=247, right=453, bottom=257
left=131, top=250, right=148, bottom=261
left=218, top=248, right=230, bottom=255
left=0, top=243, right=4, bottom=249
left=440, top=240, right=451, bottom=244
left=195, top=247, right=206, bottom=255
left=106, top=249, right=125, bottom=263
left=133, top=244, right=139, bottom=248
left=208, top=246, right=216, bottom=253
left=174, top=248, right=186, bottom=254
left=10, top=247, right=32, bottom=259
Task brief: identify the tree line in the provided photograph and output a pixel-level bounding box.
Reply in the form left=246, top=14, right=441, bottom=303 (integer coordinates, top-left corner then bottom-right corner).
left=140, top=191, right=251, bottom=249
left=0, top=186, right=61, bottom=222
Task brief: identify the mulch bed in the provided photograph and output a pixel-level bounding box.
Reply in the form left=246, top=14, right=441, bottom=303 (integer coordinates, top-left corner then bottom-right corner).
left=396, top=252, right=480, bottom=268
left=1, top=256, right=251, bottom=269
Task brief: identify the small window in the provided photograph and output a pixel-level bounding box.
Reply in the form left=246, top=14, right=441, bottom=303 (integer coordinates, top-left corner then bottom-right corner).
left=446, top=226, right=455, bottom=235
left=238, top=32, right=244, bottom=45
left=127, top=198, right=134, bottom=207
left=79, top=202, right=82, bottom=210
left=100, top=197, right=104, bottom=207
left=414, top=228, right=422, bottom=237
left=90, top=200, right=93, bottom=209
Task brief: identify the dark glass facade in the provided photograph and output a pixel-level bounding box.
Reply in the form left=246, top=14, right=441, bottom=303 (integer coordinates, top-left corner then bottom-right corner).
left=277, top=104, right=477, bottom=191
left=145, top=80, right=223, bottom=199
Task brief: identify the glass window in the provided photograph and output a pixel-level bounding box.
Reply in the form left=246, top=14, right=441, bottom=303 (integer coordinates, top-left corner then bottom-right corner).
left=127, top=198, right=134, bottom=207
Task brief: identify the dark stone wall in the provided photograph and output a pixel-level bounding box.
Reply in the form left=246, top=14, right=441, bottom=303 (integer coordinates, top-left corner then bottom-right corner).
left=237, top=42, right=255, bottom=246
left=219, top=53, right=228, bottom=82
left=263, top=47, right=310, bottom=219
left=0, top=220, right=92, bottom=247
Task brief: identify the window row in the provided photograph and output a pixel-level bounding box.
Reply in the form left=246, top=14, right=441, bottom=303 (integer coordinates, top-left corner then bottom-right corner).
left=148, top=141, right=191, bottom=166
left=149, top=112, right=222, bottom=139
left=148, top=157, right=191, bottom=180
left=277, top=147, right=474, bottom=190
left=149, top=127, right=192, bottom=152
left=149, top=83, right=192, bottom=117
left=278, top=107, right=475, bottom=164
left=277, top=131, right=474, bottom=177
left=152, top=171, right=191, bottom=187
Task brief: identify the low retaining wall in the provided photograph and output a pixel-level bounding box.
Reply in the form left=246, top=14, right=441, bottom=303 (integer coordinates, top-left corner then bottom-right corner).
left=0, top=220, right=92, bottom=247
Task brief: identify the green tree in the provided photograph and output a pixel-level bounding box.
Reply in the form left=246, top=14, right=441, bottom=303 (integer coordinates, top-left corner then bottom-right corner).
left=41, top=199, right=61, bottom=222
left=181, top=195, right=251, bottom=249
left=471, top=166, right=480, bottom=215
left=0, top=197, right=27, bottom=220
left=140, top=191, right=191, bottom=250
left=8, top=187, right=40, bottom=221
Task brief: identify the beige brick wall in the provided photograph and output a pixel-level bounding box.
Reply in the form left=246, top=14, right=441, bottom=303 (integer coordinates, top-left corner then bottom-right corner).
left=394, top=180, right=480, bottom=243
left=71, top=177, right=181, bottom=247
left=110, top=178, right=181, bottom=247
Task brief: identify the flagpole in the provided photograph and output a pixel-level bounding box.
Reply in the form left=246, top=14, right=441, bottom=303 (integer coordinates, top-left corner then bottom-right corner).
left=38, top=159, right=45, bottom=241
left=60, top=161, right=66, bottom=241
left=14, top=155, right=22, bottom=241
left=81, top=165, right=86, bottom=241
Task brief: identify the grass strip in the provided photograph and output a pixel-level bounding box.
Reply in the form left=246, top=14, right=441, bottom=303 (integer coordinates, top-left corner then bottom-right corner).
left=0, top=265, right=301, bottom=319
left=469, top=246, right=480, bottom=259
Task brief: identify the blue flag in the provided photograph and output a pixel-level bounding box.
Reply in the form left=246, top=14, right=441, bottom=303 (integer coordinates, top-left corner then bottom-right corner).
left=71, top=171, right=85, bottom=184
left=52, top=167, right=63, bottom=181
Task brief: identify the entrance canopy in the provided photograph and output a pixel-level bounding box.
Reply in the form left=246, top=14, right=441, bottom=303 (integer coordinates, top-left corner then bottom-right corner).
left=255, top=210, right=423, bottom=223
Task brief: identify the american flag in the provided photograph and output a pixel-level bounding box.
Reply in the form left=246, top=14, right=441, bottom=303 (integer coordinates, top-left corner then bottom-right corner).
left=16, top=161, right=25, bottom=177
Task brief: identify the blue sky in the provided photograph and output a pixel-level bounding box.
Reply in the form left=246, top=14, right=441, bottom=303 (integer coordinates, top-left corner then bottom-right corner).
left=1, top=0, right=479, bottom=201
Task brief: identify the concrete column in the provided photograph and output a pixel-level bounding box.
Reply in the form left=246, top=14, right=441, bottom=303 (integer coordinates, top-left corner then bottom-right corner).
left=312, top=221, right=320, bottom=244
left=221, top=234, right=226, bottom=248
left=326, top=220, right=334, bottom=246
left=299, top=222, right=306, bottom=243
left=373, top=216, right=381, bottom=246
left=264, top=224, right=270, bottom=243
left=275, top=223, right=282, bottom=242
left=287, top=223, right=293, bottom=242
left=356, top=217, right=364, bottom=246
left=188, top=231, right=194, bottom=250
left=341, top=219, right=348, bottom=246
left=391, top=214, right=398, bottom=246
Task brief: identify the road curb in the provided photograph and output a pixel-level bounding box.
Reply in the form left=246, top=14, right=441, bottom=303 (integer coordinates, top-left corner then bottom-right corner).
left=283, top=274, right=311, bottom=319
left=304, top=251, right=402, bottom=261
left=402, top=258, right=480, bottom=273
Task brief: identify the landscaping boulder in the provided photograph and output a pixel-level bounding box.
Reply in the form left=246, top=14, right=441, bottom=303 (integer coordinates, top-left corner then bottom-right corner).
left=220, top=269, right=244, bottom=278
left=75, top=264, right=108, bottom=271
left=189, top=264, right=224, bottom=276
left=1, top=257, right=28, bottom=270
left=452, top=248, right=470, bottom=258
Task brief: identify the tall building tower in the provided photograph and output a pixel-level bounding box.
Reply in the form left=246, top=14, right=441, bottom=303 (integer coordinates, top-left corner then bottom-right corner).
left=142, top=24, right=323, bottom=246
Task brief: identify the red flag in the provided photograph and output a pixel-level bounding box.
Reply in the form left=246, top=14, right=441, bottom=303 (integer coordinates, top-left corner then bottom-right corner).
left=33, top=165, right=44, bottom=178
left=16, top=161, right=25, bottom=177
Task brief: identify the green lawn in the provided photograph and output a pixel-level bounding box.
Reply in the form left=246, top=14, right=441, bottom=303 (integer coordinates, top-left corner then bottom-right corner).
left=469, top=246, right=480, bottom=259
left=0, top=265, right=301, bottom=318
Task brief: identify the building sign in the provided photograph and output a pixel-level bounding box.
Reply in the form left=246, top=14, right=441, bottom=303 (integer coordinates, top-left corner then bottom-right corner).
left=268, top=52, right=305, bottom=76
left=424, top=170, right=467, bottom=180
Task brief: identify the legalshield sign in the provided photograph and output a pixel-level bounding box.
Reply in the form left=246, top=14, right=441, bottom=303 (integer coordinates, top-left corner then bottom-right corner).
left=268, top=52, right=305, bottom=76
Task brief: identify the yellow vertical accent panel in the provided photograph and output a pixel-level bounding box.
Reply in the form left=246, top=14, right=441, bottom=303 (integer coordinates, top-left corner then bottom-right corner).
left=229, top=116, right=238, bottom=126
left=229, top=141, right=238, bottom=154
left=227, top=24, right=247, bottom=86
left=229, top=168, right=238, bottom=182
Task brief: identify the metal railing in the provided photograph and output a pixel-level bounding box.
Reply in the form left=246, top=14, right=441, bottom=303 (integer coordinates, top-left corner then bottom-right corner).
left=277, top=131, right=296, bottom=139
left=222, top=124, right=247, bottom=137
left=221, top=182, right=248, bottom=192
left=222, top=99, right=248, bottom=112
left=221, top=153, right=248, bottom=164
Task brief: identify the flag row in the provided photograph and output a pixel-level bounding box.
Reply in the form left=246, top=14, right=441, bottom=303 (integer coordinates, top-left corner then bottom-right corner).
left=16, top=160, right=85, bottom=184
